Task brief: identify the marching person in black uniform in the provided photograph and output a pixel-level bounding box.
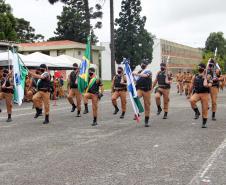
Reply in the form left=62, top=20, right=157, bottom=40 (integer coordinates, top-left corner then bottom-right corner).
left=152, top=63, right=173, bottom=119
left=83, top=67, right=104, bottom=126
left=0, top=69, right=14, bottom=122
left=29, top=64, right=51, bottom=124
left=207, top=59, right=224, bottom=121
left=67, top=63, right=82, bottom=117
left=111, top=66, right=127, bottom=119
left=133, top=60, right=152, bottom=127
left=190, top=63, right=212, bottom=128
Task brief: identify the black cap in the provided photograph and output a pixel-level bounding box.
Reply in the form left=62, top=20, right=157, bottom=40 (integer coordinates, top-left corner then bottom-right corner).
left=40, top=64, right=47, bottom=69
left=141, top=59, right=149, bottom=65
left=89, top=67, right=95, bottom=73
left=160, top=63, right=166, bottom=67
left=73, top=63, right=78, bottom=68
left=209, top=58, right=215, bottom=64
left=118, top=66, right=123, bottom=71
left=3, top=69, right=9, bottom=74
left=198, top=63, right=206, bottom=69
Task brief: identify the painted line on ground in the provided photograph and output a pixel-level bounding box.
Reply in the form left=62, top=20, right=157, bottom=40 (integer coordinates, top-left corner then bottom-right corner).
left=188, top=137, right=226, bottom=185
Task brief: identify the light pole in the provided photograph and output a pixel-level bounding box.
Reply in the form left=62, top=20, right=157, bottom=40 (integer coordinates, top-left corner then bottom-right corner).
left=110, top=0, right=116, bottom=79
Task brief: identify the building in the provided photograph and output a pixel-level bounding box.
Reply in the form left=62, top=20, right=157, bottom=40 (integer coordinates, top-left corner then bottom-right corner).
left=100, top=42, right=112, bottom=81
left=150, top=38, right=203, bottom=78
left=18, top=40, right=104, bottom=77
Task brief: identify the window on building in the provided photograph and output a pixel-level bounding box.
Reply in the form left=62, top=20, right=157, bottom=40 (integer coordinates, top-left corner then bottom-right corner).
left=78, top=50, right=82, bottom=56
left=57, top=50, right=65, bottom=56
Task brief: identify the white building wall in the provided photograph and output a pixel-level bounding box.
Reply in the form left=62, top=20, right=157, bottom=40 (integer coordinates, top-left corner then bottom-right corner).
left=150, top=38, right=161, bottom=79
left=100, top=42, right=111, bottom=81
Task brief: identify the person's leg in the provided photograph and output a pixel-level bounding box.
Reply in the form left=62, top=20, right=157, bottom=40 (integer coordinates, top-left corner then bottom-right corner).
left=210, top=87, right=219, bottom=120
left=5, top=93, right=13, bottom=122
left=119, top=91, right=127, bottom=118
left=190, top=93, right=201, bottom=119
left=112, top=91, right=120, bottom=114
left=155, top=89, right=162, bottom=115
left=143, top=90, right=151, bottom=127
left=162, top=89, right=170, bottom=119
left=75, top=89, right=82, bottom=117
left=200, top=93, right=209, bottom=128
left=43, top=92, right=50, bottom=124
left=91, top=94, right=99, bottom=126
left=32, top=91, right=43, bottom=118
left=67, top=88, right=76, bottom=112
left=83, top=93, right=92, bottom=114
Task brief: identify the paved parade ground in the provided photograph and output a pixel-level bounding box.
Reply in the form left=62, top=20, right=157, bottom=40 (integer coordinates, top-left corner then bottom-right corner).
left=1, top=87, right=226, bottom=185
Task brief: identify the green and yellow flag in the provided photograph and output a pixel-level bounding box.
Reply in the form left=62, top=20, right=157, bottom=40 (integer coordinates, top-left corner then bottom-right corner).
left=78, top=36, right=91, bottom=94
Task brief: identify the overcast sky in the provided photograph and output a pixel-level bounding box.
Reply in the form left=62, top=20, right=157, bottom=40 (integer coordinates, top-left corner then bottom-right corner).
left=5, top=0, right=226, bottom=48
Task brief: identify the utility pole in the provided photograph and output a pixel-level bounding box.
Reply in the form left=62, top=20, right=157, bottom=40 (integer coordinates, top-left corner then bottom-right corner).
left=110, top=0, right=116, bottom=79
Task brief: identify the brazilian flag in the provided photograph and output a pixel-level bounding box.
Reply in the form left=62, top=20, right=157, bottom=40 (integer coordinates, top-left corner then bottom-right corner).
left=78, top=36, right=91, bottom=94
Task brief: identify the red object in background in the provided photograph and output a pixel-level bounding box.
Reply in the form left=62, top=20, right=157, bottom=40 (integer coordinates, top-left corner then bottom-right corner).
left=54, top=71, right=61, bottom=78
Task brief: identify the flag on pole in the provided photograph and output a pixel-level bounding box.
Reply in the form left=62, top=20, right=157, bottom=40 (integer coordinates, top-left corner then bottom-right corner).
left=123, top=59, right=144, bottom=122
left=12, top=49, right=28, bottom=106
left=78, top=36, right=91, bottom=94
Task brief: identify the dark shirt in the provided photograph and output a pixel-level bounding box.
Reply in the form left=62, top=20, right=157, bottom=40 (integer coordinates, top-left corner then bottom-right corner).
left=88, top=78, right=103, bottom=94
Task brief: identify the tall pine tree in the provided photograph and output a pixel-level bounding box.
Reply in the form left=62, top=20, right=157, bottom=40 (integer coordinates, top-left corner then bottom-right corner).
left=115, top=0, right=154, bottom=68
left=48, top=0, right=103, bottom=44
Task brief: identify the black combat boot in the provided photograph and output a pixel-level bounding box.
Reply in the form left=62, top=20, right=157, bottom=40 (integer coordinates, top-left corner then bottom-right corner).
left=145, top=116, right=149, bottom=127
left=71, top=103, right=77, bottom=112
left=83, top=104, right=89, bottom=114
left=76, top=110, right=81, bottom=117
left=157, top=105, right=162, bottom=115
left=43, top=115, right=49, bottom=124
left=120, top=112, right=125, bottom=119
left=163, top=112, right=168, bottom=119
left=193, top=108, right=200, bottom=119
left=113, top=105, right=119, bottom=115
left=212, top=112, right=216, bottom=121
left=202, top=118, right=207, bottom=128
left=6, top=114, right=12, bottom=122
left=34, top=108, right=42, bottom=118
left=91, top=117, right=98, bottom=126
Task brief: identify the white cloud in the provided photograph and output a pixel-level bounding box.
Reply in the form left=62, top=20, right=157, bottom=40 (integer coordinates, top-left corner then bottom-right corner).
left=5, top=0, right=226, bottom=48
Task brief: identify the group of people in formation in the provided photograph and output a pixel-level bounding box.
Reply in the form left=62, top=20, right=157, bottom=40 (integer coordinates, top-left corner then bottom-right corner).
left=0, top=58, right=224, bottom=128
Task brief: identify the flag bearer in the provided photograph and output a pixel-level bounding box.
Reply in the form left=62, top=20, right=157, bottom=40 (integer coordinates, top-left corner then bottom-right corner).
left=207, top=59, right=224, bottom=121
left=111, top=66, right=127, bottom=119
left=190, top=63, right=212, bottom=128
left=83, top=67, right=104, bottom=126
left=29, top=64, right=51, bottom=124
left=152, top=63, right=173, bottom=119
left=67, top=63, right=82, bottom=117
left=133, top=60, right=152, bottom=127
left=0, top=69, right=14, bottom=122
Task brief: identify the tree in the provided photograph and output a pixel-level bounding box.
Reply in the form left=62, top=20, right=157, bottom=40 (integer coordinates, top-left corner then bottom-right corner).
left=0, top=0, right=17, bottom=41
left=15, top=18, right=44, bottom=43
left=48, top=0, right=103, bottom=44
left=115, top=0, right=154, bottom=68
left=0, top=0, right=44, bottom=42
left=205, top=32, right=226, bottom=58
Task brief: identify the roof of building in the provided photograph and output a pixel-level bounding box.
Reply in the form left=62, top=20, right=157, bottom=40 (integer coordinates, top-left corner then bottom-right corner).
left=18, top=40, right=104, bottom=52
left=18, top=40, right=76, bottom=47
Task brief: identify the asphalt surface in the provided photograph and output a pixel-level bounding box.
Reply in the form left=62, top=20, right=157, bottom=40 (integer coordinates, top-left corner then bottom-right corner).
left=0, top=87, right=226, bottom=185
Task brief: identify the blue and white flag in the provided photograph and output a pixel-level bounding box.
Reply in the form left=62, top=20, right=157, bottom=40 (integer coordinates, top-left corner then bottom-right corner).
left=123, top=59, right=144, bottom=122
left=12, top=49, right=28, bottom=106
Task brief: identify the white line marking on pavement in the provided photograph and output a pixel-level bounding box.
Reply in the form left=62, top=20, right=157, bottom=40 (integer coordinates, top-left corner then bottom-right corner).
left=188, top=138, right=226, bottom=185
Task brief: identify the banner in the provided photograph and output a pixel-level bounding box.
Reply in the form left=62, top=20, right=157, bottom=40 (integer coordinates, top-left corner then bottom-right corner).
left=12, top=49, right=28, bottom=106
